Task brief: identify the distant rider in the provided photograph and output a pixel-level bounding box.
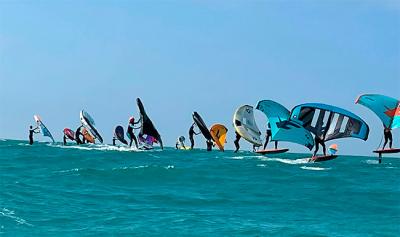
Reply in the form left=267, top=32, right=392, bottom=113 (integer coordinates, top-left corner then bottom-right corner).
left=234, top=131, right=241, bottom=153
left=63, top=135, right=67, bottom=146
left=28, top=125, right=40, bottom=145
left=383, top=127, right=393, bottom=149
left=189, top=123, right=200, bottom=149
left=176, top=136, right=186, bottom=149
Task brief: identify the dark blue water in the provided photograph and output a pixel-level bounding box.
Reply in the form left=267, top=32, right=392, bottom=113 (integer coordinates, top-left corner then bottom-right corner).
left=1, top=139, right=399, bottom=236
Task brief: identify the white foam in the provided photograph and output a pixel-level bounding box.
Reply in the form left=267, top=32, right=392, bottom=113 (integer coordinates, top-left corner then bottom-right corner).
left=112, top=165, right=149, bottom=171
left=231, top=156, right=244, bottom=160
left=300, top=166, right=331, bottom=171
left=365, top=160, right=379, bottom=165
left=0, top=208, right=33, bottom=227
left=257, top=164, right=267, bottom=167
left=54, top=168, right=81, bottom=174
left=49, top=143, right=146, bottom=152
left=111, top=165, right=174, bottom=171
left=266, top=158, right=310, bottom=165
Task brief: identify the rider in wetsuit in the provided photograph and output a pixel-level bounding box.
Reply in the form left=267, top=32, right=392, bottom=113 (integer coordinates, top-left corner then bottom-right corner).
left=263, top=122, right=278, bottom=150
left=75, top=126, right=83, bottom=144
left=383, top=127, right=393, bottom=149
left=189, top=123, right=200, bottom=149
left=313, top=134, right=327, bottom=157
left=127, top=117, right=141, bottom=148
left=29, top=126, right=39, bottom=145
left=234, top=131, right=241, bottom=153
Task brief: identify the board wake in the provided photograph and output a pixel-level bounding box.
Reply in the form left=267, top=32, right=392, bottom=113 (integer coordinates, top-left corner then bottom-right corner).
left=256, top=148, right=289, bottom=155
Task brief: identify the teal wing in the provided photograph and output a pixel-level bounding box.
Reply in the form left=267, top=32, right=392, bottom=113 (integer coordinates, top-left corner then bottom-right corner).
left=356, top=94, right=400, bottom=129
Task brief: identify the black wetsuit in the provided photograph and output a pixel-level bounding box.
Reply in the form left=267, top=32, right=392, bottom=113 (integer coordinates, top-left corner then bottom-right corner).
left=127, top=125, right=138, bottom=148
left=234, top=131, right=241, bottom=153
left=189, top=126, right=199, bottom=149
left=75, top=127, right=83, bottom=144
left=383, top=128, right=393, bottom=149
left=29, top=128, right=36, bottom=145
left=263, top=124, right=278, bottom=150
left=313, top=136, right=326, bottom=157
left=112, top=137, right=116, bottom=146
left=63, top=135, right=67, bottom=146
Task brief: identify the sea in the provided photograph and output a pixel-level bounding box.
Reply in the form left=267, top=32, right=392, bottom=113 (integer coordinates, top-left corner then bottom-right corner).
left=0, top=139, right=399, bottom=236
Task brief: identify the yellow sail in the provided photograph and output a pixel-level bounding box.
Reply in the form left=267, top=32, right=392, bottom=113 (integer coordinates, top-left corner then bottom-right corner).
left=210, top=124, right=228, bottom=151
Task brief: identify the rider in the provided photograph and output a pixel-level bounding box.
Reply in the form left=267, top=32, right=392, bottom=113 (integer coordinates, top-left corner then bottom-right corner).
left=127, top=116, right=141, bottom=148
left=383, top=126, right=393, bottom=149
left=28, top=125, right=40, bottom=145
left=189, top=123, right=200, bottom=149
left=263, top=122, right=278, bottom=150
left=234, top=131, right=241, bottom=153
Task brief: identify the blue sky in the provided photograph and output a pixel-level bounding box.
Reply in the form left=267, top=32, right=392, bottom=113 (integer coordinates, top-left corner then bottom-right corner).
left=0, top=0, right=399, bottom=155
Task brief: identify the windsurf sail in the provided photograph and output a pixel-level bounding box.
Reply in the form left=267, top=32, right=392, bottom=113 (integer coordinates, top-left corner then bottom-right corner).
left=80, top=110, right=103, bottom=143
left=233, top=105, right=262, bottom=146
left=136, top=98, right=163, bottom=149
left=63, top=128, right=75, bottom=141
left=356, top=94, right=400, bottom=130
left=193, top=112, right=213, bottom=141
left=290, top=103, right=369, bottom=141
left=256, top=100, right=314, bottom=150
left=34, top=115, right=55, bottom=143
left=114, top=126, right=128, bottom=145
left=210, top=124, right=228, bottom=151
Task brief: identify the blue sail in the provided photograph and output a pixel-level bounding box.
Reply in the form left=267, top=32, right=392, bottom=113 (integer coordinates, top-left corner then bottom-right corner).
left=290, top=103, right=369, bottom=142
left=256, top=100, right=314, bottom=150
left=356, top=94, right=400, bottom=130
left=34, top=115, right=55, bottom=143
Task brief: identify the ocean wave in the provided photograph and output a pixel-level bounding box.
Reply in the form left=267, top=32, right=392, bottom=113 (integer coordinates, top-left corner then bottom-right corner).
left=300, top=166, right=331, bottom=171
left=48, top=143, right=150, bottom=152
left=112, top=165, right=174, bottom=171
left=0, top=208, right=33, bottom=227
left=53, top=168, right=82, bottom=174
left=55, top=165, right=175, bottom=175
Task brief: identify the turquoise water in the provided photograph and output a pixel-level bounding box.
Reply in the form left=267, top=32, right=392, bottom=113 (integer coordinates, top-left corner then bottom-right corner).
left=0, top=139, right=399, bottom=236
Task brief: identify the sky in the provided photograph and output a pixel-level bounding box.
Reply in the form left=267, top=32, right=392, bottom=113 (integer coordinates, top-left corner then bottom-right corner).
left=0, top=0, right=399, bottom=155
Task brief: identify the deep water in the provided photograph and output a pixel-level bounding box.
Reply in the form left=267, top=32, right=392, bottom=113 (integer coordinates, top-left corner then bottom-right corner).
left=0, top=139, right=399, bottom=236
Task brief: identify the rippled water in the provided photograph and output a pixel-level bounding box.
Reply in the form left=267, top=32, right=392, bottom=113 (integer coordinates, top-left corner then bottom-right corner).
left=0, top=140, right=399, bottom=236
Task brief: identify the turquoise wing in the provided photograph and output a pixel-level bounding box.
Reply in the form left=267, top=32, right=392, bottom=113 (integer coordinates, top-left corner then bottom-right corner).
left=256, top=100, right=314, bottom=150
left=356, top=94, right=400, bottom=129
